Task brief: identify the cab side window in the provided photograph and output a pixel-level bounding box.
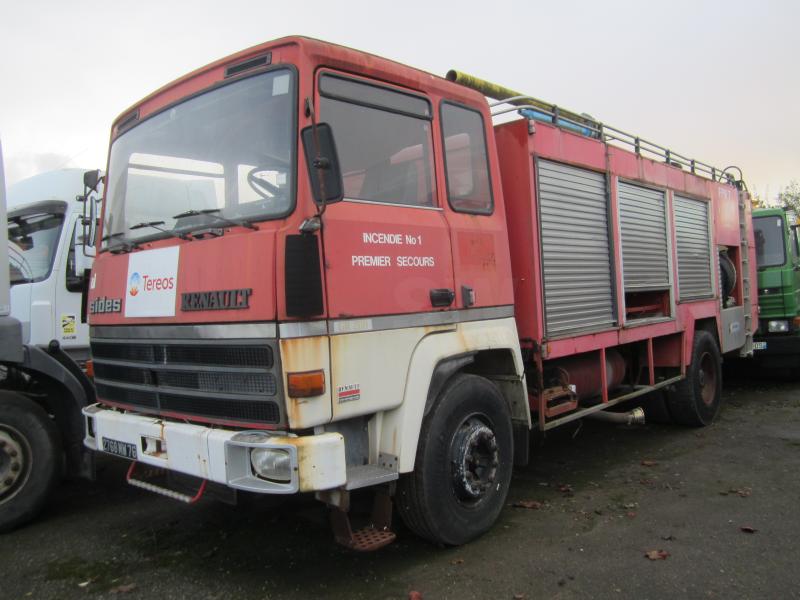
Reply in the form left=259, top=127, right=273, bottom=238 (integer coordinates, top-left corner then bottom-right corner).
left=318, top=74, right=435, bottom=208
left=441, top=103, right=493, bottom=214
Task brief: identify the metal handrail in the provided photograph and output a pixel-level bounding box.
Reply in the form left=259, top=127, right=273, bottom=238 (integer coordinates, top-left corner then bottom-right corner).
left=445, top=70, right=738, bottom=186
left=490, top=94, right=734, bottom=185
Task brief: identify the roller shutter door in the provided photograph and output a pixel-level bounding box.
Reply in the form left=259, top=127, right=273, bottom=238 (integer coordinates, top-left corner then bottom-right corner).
left=618, top=182, right=670, bottom=290
left=537, top=160, right=615, bottom=337
left=674, top=195, right=713, bottom=300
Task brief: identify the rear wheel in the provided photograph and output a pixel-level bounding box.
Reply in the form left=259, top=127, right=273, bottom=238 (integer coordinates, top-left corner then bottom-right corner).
left=396, top=374, right=513, bottom=546
left=0, top=392, right=61, bottom=533
left=665, top=330, right=722, bottom=426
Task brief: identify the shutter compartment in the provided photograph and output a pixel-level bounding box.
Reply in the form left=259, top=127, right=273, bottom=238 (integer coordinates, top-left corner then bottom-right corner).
left=537, top=160, right=615, bottom=337
left=674, top=196, right=713, bottom=300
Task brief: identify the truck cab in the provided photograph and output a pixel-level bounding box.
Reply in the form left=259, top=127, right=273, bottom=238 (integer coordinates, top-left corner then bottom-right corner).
left=752, top=207, right=800, bottom=367
left=8, top=169, right=102, bottom=365
left=84, top=37, right=525, bottom=548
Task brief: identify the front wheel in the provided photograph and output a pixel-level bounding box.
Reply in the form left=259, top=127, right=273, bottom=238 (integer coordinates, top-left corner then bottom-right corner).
left=396, top=374, right=514, bottom=546
left=665, top=330, right=722, bottom=426
left=0, top=392, right=61, bottom=533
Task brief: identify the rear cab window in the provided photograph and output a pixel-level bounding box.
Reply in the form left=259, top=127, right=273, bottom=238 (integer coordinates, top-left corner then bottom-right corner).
left=318, top=73, right=435, bottom=208
left=440, top=102, right=493, bottom=214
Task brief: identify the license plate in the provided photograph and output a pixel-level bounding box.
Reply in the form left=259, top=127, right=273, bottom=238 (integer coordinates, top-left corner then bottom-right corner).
left=753, top=341, right=767, bottom=351
left=102, top=437, right=138, bottom=460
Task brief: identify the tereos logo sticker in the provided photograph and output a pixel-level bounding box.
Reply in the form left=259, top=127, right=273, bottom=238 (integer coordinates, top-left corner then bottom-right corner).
left=124, top=247, right=180, bottom=318
left=129, top=272, right=141, bottom=296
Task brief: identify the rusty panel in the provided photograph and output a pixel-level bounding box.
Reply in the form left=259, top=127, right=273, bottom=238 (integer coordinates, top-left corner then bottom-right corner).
left=279, top=336, right=331, bottom=429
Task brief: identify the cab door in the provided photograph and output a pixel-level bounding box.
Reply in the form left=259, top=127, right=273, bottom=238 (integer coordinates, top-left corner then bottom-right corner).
left=790, top=222, right=800, bottom=314
left=438, top=101, right=513, bottom=311
left=315, top=71, right=456, bottom=421
left=317, top=71, right=455, bottom=319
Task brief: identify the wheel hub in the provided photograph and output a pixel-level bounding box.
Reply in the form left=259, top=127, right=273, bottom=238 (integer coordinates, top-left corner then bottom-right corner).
left=699, top=351, right=717, bottom=407
left=451, top=417, right=499, bottom=502
left=0, top=428, right=28, bottom=501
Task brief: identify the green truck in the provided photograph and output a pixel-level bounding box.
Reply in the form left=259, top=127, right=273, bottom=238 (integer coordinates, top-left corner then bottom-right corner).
left=752, top=207, right=800, bottom=369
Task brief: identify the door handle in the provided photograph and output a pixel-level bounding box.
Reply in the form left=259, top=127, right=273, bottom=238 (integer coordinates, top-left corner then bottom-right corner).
left=430, top=288, right=455, bottom=307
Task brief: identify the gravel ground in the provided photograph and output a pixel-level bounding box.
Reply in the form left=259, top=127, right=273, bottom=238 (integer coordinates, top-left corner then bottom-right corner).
left=2, top=372, right=799, bottom=600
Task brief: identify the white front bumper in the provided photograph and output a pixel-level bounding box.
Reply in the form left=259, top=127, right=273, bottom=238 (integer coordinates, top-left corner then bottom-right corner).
left=83, top=404, right=346, bottom=493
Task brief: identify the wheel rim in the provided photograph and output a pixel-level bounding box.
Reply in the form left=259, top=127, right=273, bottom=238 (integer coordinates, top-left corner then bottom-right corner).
left=698, top=351, right=718, bottom=407
left=0, top=425, right=32, bottom=504
left=449, top=415, right=499, bottom=505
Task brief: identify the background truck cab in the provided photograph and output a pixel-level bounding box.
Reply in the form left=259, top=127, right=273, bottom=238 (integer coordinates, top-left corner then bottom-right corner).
left=751, top=206, right=800, bottom=369
left=0, top=155, right=98, bottom=533
left=7, top=169, right=102, bottom=365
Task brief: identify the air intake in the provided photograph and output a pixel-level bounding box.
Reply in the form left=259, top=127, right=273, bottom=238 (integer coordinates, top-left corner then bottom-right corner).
left=225, top=53, right=272, bottom=78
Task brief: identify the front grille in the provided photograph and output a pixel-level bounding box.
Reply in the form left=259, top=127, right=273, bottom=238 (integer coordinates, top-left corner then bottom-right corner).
left=94, top=363, right=155, bottom=385
left=96, top=383, right=158, bottom=408
left=159, top=370, right=277, bottom=395
left=160, top=394, right=280, bottom=423
left=92, top=342, right=272, bottom=368
left=92, top=342, right=157, bottom=363
left=92, top=336, right=283, bottom=426
left=757, top=293, right=786, bottom=316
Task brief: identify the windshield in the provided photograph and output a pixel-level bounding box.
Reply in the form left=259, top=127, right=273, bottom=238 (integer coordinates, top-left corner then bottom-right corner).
left=754, top=215, right=786, bottom=268
left=7, top=212, right=65, bottom=284
left=103, top=69, right=296, bottom=247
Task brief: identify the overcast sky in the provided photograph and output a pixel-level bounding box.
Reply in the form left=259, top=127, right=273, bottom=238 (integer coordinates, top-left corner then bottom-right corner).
left=1, top=0, right=797, bottom=201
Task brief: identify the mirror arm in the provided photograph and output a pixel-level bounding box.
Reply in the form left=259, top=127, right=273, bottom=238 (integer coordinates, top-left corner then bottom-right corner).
left=306, top=96, right=329, bottom=218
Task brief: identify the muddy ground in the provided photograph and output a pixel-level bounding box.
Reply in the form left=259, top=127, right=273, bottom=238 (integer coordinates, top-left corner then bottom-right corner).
left=2, top=372, right=799, bottom=600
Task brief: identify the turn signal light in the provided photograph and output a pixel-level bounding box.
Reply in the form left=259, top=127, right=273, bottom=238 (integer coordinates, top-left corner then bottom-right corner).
left=287, top=370, right=326, bottom=397
left=85, top=359, right=94, bottom=379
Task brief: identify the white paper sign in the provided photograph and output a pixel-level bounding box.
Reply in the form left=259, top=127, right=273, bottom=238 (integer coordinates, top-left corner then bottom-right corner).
left=124, top=246, right=180, bottom=317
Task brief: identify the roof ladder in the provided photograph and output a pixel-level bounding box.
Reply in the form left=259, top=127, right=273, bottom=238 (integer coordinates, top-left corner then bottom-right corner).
left=738, top=189, right=754, bottom=356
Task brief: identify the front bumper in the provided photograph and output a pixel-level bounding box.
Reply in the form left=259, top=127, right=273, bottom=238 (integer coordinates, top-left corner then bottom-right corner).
left=753, top=334, right=800, bottom=356
left=83, top=404, right=346, bottom=494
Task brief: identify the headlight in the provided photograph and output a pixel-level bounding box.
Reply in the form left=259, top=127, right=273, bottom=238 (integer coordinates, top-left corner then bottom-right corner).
left=768, top=320, right=790, bottom=333
left=250, top=448, right=292, bottom=482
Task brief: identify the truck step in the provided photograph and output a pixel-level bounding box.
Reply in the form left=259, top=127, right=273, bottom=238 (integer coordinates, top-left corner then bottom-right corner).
left=330, top=489, right=396, bottom=551
left=345, top=464, right=399, bottom=490
left=542, top=386, right=579, bottom=418
left=126, top=461, right=207, bottom=504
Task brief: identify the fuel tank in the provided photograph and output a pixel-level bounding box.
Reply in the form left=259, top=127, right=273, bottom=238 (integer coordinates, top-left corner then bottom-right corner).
left=546, top=349, right=626, bottom=401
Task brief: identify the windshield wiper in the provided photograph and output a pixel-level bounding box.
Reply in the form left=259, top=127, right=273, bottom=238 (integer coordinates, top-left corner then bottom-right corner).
left=102, top=232, right=139, bottom=254
left=172, top=209, right=258, bottom=231
left=130, top=221, right=192, bottom=241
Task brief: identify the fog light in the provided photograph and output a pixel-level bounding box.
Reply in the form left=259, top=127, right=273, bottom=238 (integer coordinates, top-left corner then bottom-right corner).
left=250, top=448, right=292, bottom=482
left=768, top=320, right=789, bottom=333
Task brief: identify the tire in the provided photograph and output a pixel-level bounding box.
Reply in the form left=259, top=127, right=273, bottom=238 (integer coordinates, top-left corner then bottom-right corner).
left=665, top=330, right=722, bottom=427
left=0, top=392, right=61, bottom=533
left=639, top=391, right=673, bottom=425
left=396, top=374, right=514, bottom=546
left=719, top=253, right=736, bottom=300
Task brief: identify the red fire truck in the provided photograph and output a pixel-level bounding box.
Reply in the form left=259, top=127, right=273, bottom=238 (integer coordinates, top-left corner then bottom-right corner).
left=83, top=37, right=756, bottom=550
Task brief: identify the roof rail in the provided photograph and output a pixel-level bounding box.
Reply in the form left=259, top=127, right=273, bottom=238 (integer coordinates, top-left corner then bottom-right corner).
left=446, top=70, right=740, bottom=186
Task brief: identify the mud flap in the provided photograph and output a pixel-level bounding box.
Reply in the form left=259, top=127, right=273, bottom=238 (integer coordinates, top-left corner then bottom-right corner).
left=513, top=421, right=530, bottom=466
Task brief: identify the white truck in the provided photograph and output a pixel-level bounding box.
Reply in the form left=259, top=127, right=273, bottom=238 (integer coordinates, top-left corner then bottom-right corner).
left=0, top=153, right=101, bottom=532
left=7, top=169, right=102, bottom=363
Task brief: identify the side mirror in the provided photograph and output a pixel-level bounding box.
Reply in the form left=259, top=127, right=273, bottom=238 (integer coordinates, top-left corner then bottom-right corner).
left=81, top=194, right=99, bottom=251
left=83, top=169, right=102, bottom=192
left=301, top=123, right=344, bottom=205
left=67, top=226, right=93, bottom=292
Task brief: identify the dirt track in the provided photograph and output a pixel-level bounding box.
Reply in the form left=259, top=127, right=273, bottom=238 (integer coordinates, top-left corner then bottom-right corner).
left=3, top=372, right=799, bottom=599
